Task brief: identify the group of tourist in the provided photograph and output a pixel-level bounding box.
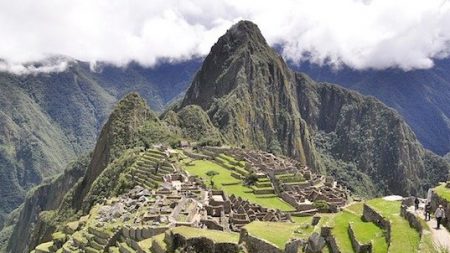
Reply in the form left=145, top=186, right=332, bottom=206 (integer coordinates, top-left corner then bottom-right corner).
left=414, top=197, right=446, bottom=229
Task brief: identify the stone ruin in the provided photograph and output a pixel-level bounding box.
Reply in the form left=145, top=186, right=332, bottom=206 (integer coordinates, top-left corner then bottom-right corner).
left=228, top=194, right=291, bottom=231
left=200, top=147, right=350, bottom=214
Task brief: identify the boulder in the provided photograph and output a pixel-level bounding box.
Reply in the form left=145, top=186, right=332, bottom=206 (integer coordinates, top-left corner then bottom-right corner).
left=304, top=232, right=325, bottom=253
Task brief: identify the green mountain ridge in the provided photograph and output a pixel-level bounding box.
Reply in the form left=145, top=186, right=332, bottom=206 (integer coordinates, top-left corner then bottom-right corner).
left=180, top=20, right=449, bottom=196
left=1, top=20, right=450, bottom=253
left=0, top=60, right=198, bottom=233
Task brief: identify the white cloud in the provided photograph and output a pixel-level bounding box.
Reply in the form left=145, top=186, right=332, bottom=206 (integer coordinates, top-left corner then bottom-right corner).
left=0, top=0, right=450, bottom=73
left=0, top=58, right=70, bottom=75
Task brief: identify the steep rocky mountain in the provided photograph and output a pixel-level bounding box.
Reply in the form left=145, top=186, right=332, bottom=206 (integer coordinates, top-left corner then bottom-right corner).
left=180, top=21, right=320, bottom=170
left=292, top=59, right=450, bottom=156
left=5, top=93, right=170, bottom=253
left=0, top=70, right=108, bottom=232
left=2, top=20, right=450, bottom=253
left=179, top=20, right=449, bottom=196
left=0, top=60, right=199, bottom=231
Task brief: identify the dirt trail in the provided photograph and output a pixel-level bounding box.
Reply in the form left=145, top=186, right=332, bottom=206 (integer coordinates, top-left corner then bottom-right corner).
left=409, top=206, right=450, bottom=252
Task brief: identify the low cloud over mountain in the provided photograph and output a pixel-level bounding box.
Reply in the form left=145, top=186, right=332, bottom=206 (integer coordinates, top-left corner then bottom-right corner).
left=1, top=0, right=450, bottom=73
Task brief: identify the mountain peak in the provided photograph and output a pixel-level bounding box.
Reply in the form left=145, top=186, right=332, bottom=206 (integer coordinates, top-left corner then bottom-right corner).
left=181, top=20, right=280, bottom=109
left=225, top=20, right=267, bottom=45
left=212, top=20, right=270, bottom=56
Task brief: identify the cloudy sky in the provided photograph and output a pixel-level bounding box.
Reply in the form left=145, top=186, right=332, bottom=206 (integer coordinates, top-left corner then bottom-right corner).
left=1, top=0, right=450, bottom=73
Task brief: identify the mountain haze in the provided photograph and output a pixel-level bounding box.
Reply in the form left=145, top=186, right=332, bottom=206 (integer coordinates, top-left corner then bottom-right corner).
left=293, top=59, right=450, bottom=156
left=0, top=60, right=199, bottom=232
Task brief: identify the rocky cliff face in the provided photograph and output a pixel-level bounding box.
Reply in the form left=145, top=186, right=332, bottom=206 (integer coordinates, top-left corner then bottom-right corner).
left=293, top=59, right=450, bottom=156
left=69, top=93, right=152, bottom=212
left=181, top=20, right=450, bottom=196
left=294, top=75, right=447, bottom=194
left=0, top=60, right=199, bottom=227
left=5, top=93, right=156, bottom=253
left=182, top=21, right=320, bottom=169
left=6, top=157, right=87, bottom=253
left=6, top=20, right=450, bottom=253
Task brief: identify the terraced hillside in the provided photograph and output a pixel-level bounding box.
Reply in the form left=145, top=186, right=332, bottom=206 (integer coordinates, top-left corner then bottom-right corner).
left=32, top=172, right=438, bottom=253
left=182, top=151, right=295, bottom=211
left=125, top=149, right=175, bottom=190
left=13, top=20, right=450, bottom=253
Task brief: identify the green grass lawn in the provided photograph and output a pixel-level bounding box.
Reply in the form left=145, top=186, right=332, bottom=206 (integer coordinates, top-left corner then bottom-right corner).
left=138, top=238, right=153, bottom=251
left=351, top=222, right=388, bottom=253
left=329, top=207, right=387, bottom=253
left=434, top=183, right=450, bottom=202
left=171, top=226, right=239, bottom=243
left=291, top=216, right=313, bottom=224
left=329, top=211, right=361, bottom=253
left=152, top=233, right=167, bottom=251
left=215, top=155, right=248, bottom=176
left=184, top=160, right=295, bottom=211
left=345, top=202, right=364, bottom=215
left=366, top=198, right=420, bottom=253
left=219, top=153, right=246, bottom=168
left=244, top=221, right=306, bottom=249
left=365, top=198, right=402, bottom=217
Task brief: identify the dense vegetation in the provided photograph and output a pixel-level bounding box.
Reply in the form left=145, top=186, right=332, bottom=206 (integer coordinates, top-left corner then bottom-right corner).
left=2, top=20, right=450, bottom=253
left=0, top=60, right=199, bottom=233
left=181, top=21, right=450, bottom=196
left=293, top=58, right=450, bottom=156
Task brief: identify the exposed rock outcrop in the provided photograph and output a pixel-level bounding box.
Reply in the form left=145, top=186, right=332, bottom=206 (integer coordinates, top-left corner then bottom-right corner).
left=181, top=20, right=450, bottom=196
left=6, top=157, right=87, bottom=253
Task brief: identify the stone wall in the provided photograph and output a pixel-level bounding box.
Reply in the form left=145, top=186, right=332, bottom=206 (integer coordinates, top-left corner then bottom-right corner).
left=401, top=196, right=415, bottom=207
left=122, top=225, right=170, bottom=241
left=348, top=223, right=372, bottom=253
left=320, top=226, right=340, bottom=253
left=280, top=192, right=299, bottom=209
left=151, top=238, right=167, bottom=253
left=362, top=204, right=391, bottom=246
left=431, top=190, right=450, bottom=230
left=284, top=239, right=304, bottom=253
left=239, top=228, right=282, bottom=253
left=164, top=230, right=239, bottom=253
left=201, top=219, right=224, bottom=231
left=400, top=205, right=424, bottom=235
left=184, top=150, right=212, bottom=160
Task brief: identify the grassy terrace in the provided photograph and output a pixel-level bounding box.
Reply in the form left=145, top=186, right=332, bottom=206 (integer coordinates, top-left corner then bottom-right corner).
left=184, top=159, right=295, bottom=211
left=434, top=183, right=450, bottom=202
left=152, top=233, right=167, bottom=252
left=244, top=221, right=306, bottom=249
left=171, top=226, right=239, bottom=243
left=366, top=198, right=421, bottom=253
left=323, top=203, right=387, bottom=253
left=351, top=221, right=387, bottom=253
left=215, top=154, right=248, bottom=176
left=276, top=173, right=305, bottom=183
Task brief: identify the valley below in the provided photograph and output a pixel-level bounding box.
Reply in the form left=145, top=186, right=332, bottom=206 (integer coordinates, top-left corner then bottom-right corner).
left=0, top=20, right=450, bottom=253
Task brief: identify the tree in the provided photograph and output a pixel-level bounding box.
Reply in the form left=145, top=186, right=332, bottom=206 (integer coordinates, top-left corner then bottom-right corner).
left=206, top=170, right=219, bottom=188
left=244, top=173, right=259, bottom=186
left=313, top=200, right=329, bottom=212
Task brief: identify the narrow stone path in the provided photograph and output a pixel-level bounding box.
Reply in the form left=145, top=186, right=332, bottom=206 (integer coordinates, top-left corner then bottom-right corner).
left=410, top=206, right=450, bottom=252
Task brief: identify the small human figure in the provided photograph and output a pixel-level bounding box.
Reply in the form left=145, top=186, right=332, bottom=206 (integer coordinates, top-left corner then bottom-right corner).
left=425, top=202, right=432, bottom=221
left=414, top=197, right=420, bottom=211
left=434, top=205, right=446, bottom=229
left=154, top=162, right=160, bottom=175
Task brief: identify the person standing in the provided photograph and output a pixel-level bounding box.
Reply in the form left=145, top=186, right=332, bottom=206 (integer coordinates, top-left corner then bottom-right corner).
left=425, top=202, right=431, bottom=221
left=414, top=197, right=420, bottom=211
left=435, top=205, right=446, bottom=229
